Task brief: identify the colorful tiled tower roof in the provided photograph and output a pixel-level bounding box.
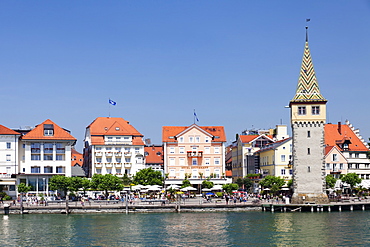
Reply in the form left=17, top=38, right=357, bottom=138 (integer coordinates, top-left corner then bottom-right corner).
left=291, top=27, right=327, bottom=103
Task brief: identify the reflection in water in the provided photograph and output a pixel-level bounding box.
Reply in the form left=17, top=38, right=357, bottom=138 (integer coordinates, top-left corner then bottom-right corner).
left=1, top=212, right=370, bottom=246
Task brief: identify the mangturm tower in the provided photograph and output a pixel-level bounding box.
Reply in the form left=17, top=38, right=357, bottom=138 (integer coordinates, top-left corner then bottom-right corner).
left=290, top=26, right=329, bottom=204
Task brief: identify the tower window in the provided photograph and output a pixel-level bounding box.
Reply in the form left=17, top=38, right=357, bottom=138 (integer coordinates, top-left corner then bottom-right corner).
left=298, top=106, right=306, bottom=115
left=312, top=106, right=320, bottom=115
left=308, top=166, right=311, bottom=172
left=307, top=148, right=310, bottom=155
left=307, top=131, right=311, bottom=138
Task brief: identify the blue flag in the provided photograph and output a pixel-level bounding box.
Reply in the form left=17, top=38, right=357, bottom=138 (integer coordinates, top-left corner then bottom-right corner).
left=194, top=111, right=199, bottom=122
left=109, top=99, right=117, bottom=106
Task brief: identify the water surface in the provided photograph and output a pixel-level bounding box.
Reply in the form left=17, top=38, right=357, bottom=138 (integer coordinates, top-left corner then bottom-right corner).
left=1, top=211, right=369, bottom=246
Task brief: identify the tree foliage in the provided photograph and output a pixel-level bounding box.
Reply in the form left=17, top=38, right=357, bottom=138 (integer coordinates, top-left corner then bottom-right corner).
left=91, top=174, right=124, bottom=197
left=132, top=168, right=163, bottom=186
left=202, top=180, right=214, bottom=189
left=235, top=177, right=253, bottom=190
left=222, top=183, right=238, bottom=194
left=17, top=183, right=32, bottom=193
left=181, top=179, right=191, bottom=188
left=341, top=173, right=362, bottom=189
left=49, top=175, right=70, bottom=194
left=121, top=173, right=133, bottom=186
left=287, top=179, right=293, bottom=189
left=259, top=175, right=285, bottom=194
left=325, top=175, right=337, bottom=189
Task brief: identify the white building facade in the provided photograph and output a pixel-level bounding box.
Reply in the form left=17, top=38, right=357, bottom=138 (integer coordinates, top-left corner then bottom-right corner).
left=83, top=117, right=145, bottom=177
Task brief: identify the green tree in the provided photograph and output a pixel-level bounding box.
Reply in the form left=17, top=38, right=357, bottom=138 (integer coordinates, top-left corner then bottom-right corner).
left=259, top=175, right=285, bottom=195
left=91, top=174, right=124, bottom=197
left=17, top=183, right=32, bottom=194
left=202, top=180, right=214, bottom=189
left=341, top=173, right=362, bottom=193
left=68, top=177, right=83, bottom=193
left=121, top=173, right=132, bottom=186
left=235, top=178, right=244, bottom=188
left=181, top=179, right=191, bottom=188
left=132, top=168, right=163, bottom=186
left=80, top=178, right=91, bottom=196
left=325, top=175, right=337, bottom=189
left=222, top=183, right=238, bottom=194
left=242, top=177, right=253, bottom=190
left=287, top=179, right=293, bottom=189
left=49, top=175, right=70, bottom=195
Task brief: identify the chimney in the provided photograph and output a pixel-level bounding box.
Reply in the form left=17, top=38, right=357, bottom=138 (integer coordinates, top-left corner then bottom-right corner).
left=338, top=122, right=342, bottom=135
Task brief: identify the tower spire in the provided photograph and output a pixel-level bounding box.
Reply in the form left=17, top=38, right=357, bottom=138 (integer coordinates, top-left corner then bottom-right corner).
left=291, top=26, right=326, bottom=103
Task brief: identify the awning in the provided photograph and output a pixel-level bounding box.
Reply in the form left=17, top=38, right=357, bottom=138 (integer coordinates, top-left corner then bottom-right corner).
left=0, top=181, right=16, bottom=185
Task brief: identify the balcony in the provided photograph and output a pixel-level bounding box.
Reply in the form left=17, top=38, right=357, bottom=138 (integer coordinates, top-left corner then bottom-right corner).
left=124, top=152, right=132, bottom=157
left=105, top=163, right=113, bottom=167
left=124, top=163, right=132, bottom=168
left=95, top=163, right=103, bottom=167
left=95, top=152, right=103, bottom=156
left=105, top=152, right=113, bottom=157
left=115, top=163, right=122, bottom=167
left=187, top=151, right=203, bottom=158
left=114, top=152, right=122, bottom=157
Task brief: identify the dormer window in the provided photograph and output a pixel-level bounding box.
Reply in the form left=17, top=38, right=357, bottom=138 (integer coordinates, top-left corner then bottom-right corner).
left=44, top=124, right=54, bottom=136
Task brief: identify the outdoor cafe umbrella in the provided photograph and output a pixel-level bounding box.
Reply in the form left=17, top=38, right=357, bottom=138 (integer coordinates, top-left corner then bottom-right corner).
left=202, top=188, right=212, bottom=192
left=147, top=185, right=162, bottom=191
left=167, top=185, right=180, bottom=190
left=184, top=186, right=197, bottom=191
left=211, top=185, right=223, bottom=190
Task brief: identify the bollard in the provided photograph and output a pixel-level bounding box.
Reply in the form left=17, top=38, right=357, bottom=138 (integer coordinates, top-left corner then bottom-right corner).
left=3, top=204, right=10, bottom=215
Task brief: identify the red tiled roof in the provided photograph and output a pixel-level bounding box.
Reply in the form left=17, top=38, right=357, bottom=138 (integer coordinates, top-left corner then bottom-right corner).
left=144, top=146, right=163, bottom=164
left=239, top=135, right=259, bottom=143
left=87, top=117, right=144, bottom=146
left=239, top=134, right=273, bottom=143
left=325, top=124, right=369, bottom=152
left=71, top=149, right=83, bottom=167
left=21, top=119, right=76, bottom=141
left=0, top=125, right=20, bottom=135
left=87, top=117, right=143, bottom=136
left=225, top=170, right=232, bottom=177
left=162, top=124, right=226, bottom=142
left=132, top=136, right=145, bottom=145
left=324, top=145, right=334, bottom=156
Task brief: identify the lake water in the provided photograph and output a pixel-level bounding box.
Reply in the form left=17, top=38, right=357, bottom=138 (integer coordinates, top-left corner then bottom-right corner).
left=1, top=211, right=369, bottom=246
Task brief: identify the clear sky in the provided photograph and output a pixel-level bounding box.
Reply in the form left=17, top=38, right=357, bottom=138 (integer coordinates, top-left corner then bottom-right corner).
left=1, top=1, right=370, bottom=152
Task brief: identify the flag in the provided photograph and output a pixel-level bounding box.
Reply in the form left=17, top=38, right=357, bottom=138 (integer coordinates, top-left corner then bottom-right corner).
left=306, top=18, right=311, bottom=22
left=109, top=99, right=117, bottom=106
left=194, top=111, right=199, bottom=122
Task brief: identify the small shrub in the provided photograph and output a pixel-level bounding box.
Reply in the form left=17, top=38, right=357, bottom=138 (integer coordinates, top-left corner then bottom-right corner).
left=4, top=195, right=12, bottom=200
left=216, top=192, right=223, bottom=197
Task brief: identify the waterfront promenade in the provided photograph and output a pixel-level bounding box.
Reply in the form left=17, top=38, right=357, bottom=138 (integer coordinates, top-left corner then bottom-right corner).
left=3, top=197, right=370, bottom=214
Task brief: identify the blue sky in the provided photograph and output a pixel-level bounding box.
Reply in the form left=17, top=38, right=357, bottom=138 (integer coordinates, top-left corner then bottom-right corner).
left=1, top=1, right=370, bottom=152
